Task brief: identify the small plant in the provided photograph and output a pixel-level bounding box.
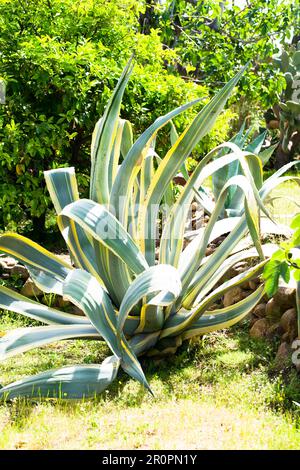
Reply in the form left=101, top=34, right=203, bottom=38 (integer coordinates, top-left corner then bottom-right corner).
left=0, top=61, right=298, bottom=399
left=263, top=212, right=300, bottom=335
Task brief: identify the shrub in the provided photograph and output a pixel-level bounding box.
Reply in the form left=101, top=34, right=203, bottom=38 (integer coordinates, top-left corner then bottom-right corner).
left=0, top=0, right=232, bottom=235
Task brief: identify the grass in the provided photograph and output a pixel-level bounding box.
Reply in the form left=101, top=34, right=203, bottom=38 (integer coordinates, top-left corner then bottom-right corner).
left=0, top=312, right=300, bottom=450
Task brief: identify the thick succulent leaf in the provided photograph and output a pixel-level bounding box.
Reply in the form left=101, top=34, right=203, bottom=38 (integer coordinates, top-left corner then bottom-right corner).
left=170, top=121, right=189, bottom=182
left=120, top=119, right=134, bottom=159
left=161, top=140, right=269, bottom=272
left=117, top=264, right=182, bottom=334
left=0, top=324, right=100, bottom=361
left=182, top=285, right=265, bottom=340
left=134, top=305, right=165, bottom=334
left=181, top=170, right=298, bottom=309
left=154, top=153, right=175, bottom=217
left=212, top=130, right=267, bottom=216
left=179, top=217, right=240, bottom=279
left=90, top=58, right=133, bottom=204
left=0, top=357, right=120, bottom=400
left=108, top=118, right=133, bottom=191
left=160, top=145, right=243, bottom=267
left=44, top=167, right=79, bottom=214
left=164, top=142, right=267, bottom=305
left=0, top=283, right=142, bottom=346
left=45, top=168, right=101, bottom=282
left=193, top=185, right=215, bottom=216
left=46, top=167, right=131, bottom=306
left=58, top=199, right=149, bottom=276
left=139, top=151, right=155, bottom=220
left=139, top=66, right=247, bottom=265
left=0, top=331, right=162, bottom=400
left=62, top=269, right=150, bottom=391
left=110, top=98, right=202, bottom=229
left=0, top=285, right=89, bottom=325
left=245, top=131, right=266, bottom=154
left=212, top=127, right=248, bottom=208
left=189, top=244, right=278, bottom=307
left=179, top=174, right=264, bottom=306
left=227, top=153, right=263, bottom=216
left=129, top=332, right=161, bottom=356
left=162, top=260, right=267, bottom=338
left=62, top=269, right=120, bottom=356
left=258, top=143, right=277, bottom=166
left=0, top=233, right=72, bottom=295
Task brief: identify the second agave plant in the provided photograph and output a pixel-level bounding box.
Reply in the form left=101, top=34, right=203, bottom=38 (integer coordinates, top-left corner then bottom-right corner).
left=0, top=60, right=298, bottom=399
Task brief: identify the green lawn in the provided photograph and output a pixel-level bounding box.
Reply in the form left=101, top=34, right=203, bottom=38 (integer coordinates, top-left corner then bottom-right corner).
left=0, top=311, right=300, bottom=450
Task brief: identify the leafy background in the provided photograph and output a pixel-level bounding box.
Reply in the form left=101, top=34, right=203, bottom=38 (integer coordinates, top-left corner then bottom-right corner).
left=0, top=0, right=297, bottom=239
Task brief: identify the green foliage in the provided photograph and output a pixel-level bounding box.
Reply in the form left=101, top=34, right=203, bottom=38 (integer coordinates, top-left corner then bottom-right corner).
left=0, top=64, right=294, bottom=399
left=263, top=213, right=300, bottom=294
left=0, top=0, right=217, bottom=235
left=263, top=213, right=300, bottom=297
left=263, top=212, right=300, bottom=339
left=194, top=124, right=280, bottom=219
left=147, top=0, right=295, bottom=107
left=272, top=44, right=300, bottom=161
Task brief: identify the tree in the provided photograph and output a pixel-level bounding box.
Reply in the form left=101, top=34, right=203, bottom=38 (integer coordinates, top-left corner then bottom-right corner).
left=143, top=0, right=296, bottom=109
left=0, top=0, right=215, bottom=237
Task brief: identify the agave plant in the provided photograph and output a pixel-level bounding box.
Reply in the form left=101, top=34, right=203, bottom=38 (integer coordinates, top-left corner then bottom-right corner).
left=190, top=123, right=278, bottom=219
left=0, top=60, right=298, bottom=399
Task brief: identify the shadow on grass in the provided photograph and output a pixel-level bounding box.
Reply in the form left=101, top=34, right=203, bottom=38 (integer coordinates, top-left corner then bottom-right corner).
left=2, top=321, right=300, bottom=429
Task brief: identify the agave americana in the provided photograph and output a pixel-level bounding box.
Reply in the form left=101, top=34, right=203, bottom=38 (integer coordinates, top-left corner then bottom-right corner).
left=0, top=60, right=298, bottom=399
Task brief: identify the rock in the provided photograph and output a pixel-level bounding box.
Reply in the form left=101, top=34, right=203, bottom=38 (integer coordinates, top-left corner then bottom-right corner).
left=250, top=318, right=269, bottom=339
left=223, top=287, right=249, bottom=307
left=205, top=245, right=216, bottom=256
left=227, top=261, right=249, bottom=278
left=173, top=174, right=186, bottom=186
left=249, top=315, right=259, bottom=328
left=9, top=264, right=29, bottom=280
left=274, top=342, right=291, bottom=369
left=273, top=287, right=296, bottom=310
left=252, top=303, right=266, bottom=319
left=266, top=322, right=282, bottom=339
left=265, top=298, right=282, bottom=323
left=280, top=308, right=297, bottom=343
left=213, top=235, right=226, bottom=246
left=281, top=332, right=290, bottom=343
left=56, top=296, right=71, bottom=308
left=21, top=278, right=43, bottom=297
left=70, top=305, right=84, bottom=316
left=249, top=279, right=260, bottom=290
left=0, top=256, right=17, bottom=268
left=240, top=280, right=251, bottom=290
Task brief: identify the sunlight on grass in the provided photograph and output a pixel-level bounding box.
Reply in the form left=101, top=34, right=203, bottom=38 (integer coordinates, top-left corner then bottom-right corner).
left=0, top=312, right=300, bottom=450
